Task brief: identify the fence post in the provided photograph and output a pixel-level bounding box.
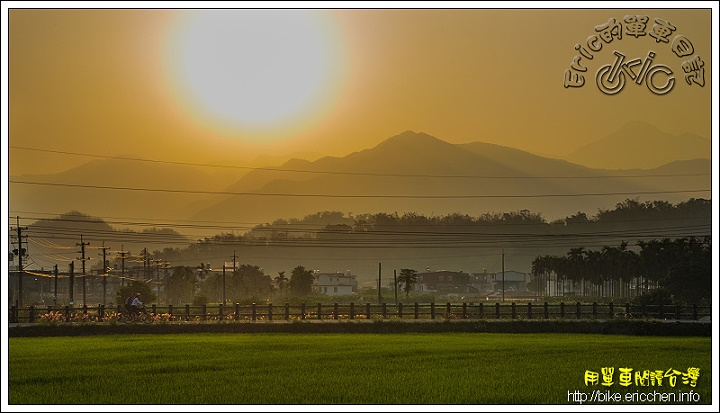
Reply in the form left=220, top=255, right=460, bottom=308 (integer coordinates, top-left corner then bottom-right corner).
left=317, top=303, right=322, bottom=320
left=29, top=306, right=35, bottom=323
left=218, top=303, right=223, bottom=318
left=10, top=306, right=17, bottom=323
left=350, top=302, right=354, bottom=319
left=462, top=303, right=467, bottom=319
left=609, top=302, right=614, bottom=319
left=235, top=303, right=240, bottom=321
left=511, top=302, right=516, bottom=320
left=117, top=304, right=122, bottom=315
left=83, top=305, right=88, bottom=315
left=381, top=302, right=387, bottom=319
left=269, top=303, right=273, bottom=321
left=285, top=303, right=290, bottom=321
left=100, top=304, right=105, bottom=320
left=398, top=302, right=403, bottom=319
left=252, top=303, right=257, bottom=321
left=333, top=303, right=338, bottom=320
left=186, top=304, right=191, bottom=321
left=168, top=304, right=173, bottom=318
left=65, top=305, right=71, bottom=322
left=430, top=302, right=435, bottom=319
left=544, top=302, right=549, bottom=319
left=366, top=302, right=371, bottom=319
left=576, top=302, right=581, bottom=319
left=202, top=304, right=207, bottom=320
left=97, top=304, right=102, bottom=320
left=675, top=304, right=680, bottom=320
left=478, top=302, right=483, bottom=319
left=692, top=304, right=697, bottom=320
left=495, top=302, right=500, bottom=319
left=592, top=302, right=597, bottom=319
left=560, top=302, right=565, bottom=319
left=527, top=302, right=532, bottom=319
left=301, top=303, right=306, bottom=320
left=641, top=304, right=647, bottom=318
left=151, top=304, right=156, bottom=315
left=414, top=303, right=419, bottom=319
left=658, top=303, right=664, bottom=319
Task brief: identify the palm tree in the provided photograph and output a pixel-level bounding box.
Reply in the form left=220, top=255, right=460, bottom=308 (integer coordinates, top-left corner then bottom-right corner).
left=531, top=255, right=550, bottom=297
left=397, top=268, right=418, bottom=296
left=289, top=266, right=314, bottom=297
left=274, top=271, right=288, bottom=298
left=567, top=247, right=585, bottom=296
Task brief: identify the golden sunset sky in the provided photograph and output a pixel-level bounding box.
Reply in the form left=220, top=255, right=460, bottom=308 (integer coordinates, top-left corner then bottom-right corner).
left=5, top=5, right=715, bottom=177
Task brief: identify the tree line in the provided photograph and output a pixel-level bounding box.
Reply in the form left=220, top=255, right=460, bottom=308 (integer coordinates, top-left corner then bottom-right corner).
left=116, top=265, right=317, bottom=306
left=531, top=236, right=711, bottom=304
left=212, top=198, right=710, bottom=243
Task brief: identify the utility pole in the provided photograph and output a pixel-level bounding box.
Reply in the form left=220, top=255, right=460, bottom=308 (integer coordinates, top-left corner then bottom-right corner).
left=77, top=235, right=89, bottom=306
left=229, top=250, right=237, bottom=305
left=222, top=264, right=226, bottom=306
left=69, top=261, right=75, bottom=306
left=99, top=242, right=110, bottom=305
left=53, top=264, right=58, bottom=307
left=394, top=269, right=398, bottom=305
left=142, top=248, right=149, bottom=280
left=11, top=216, right=28, bottom=307
left=502, top=249, right=505, bottom=302
left=161, top=261, right=170, bottom=304
left=377, top=262, right=382, bottom=304
left=117, top=245, right=128, bottom=286
left=153, top=257, right=162, bottom=298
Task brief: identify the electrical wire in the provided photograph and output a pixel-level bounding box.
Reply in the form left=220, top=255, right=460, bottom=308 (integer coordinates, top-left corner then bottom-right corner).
left=8, top=180, right=711, bottom=199
left=9, top=145, right=710, bottom=179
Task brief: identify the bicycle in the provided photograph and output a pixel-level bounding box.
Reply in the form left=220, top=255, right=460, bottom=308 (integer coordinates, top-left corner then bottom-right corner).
left=120, top=305, right=155, bottom=324
left=596, top=50, right=675, bottom=95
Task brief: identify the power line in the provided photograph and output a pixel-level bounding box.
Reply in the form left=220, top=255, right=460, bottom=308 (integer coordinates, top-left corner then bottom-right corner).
left=9, top=206, right=712, bottom=233
left=8, top=180, right=711, bottom=199
left=9, top=145, right=710, bottom=179
left=18, top=221, right=710, bottom=248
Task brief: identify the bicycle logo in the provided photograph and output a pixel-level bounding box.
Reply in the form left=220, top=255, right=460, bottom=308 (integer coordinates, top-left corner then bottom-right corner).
left=562, top=14, right=706, bottom=96
left=596, top=50, right=675, bottom=95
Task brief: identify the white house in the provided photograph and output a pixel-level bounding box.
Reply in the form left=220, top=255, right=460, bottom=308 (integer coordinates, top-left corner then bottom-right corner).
left=312, top=270, right=358, bottom=296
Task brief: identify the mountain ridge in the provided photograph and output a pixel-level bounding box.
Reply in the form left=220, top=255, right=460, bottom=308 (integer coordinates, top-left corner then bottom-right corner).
left=189, top=130, right=708, bottom=225
left=10, top=127, right=709, bottom=232
left=565, top=120, right=710, bottom=170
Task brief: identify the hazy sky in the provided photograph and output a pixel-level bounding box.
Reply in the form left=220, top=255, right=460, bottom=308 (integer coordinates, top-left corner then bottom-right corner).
left=5, top=6, right=716, bottom=176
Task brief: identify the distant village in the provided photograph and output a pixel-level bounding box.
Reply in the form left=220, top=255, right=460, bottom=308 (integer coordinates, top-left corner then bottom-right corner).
left=7, top=263, right=537, bottom=307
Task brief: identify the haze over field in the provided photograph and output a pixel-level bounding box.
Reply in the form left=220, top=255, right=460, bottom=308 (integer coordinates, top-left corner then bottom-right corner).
left=4, top=6, right=715, bottom=281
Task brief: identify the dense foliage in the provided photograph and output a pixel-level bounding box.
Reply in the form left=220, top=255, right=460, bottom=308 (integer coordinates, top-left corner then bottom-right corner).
left=532, top=237, right=711, bottom=304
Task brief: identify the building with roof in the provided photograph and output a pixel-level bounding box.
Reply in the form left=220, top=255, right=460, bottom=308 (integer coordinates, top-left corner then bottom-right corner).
left=312, top=270, right=358, bottom=296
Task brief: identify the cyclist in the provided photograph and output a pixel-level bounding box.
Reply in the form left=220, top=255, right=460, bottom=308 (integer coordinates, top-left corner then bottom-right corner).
left=124, top=295, right=133, bottom=314
left=131, top=293, right=143, bottom=315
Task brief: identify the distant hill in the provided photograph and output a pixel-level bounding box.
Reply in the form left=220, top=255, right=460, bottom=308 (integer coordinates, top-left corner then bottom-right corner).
left=249, top=151, right=326, bottom=166
left=10, top=130, right=709, bottom=239
left=9, top=156, right=242, bottom=226
left=190, top=131, right=709, bottom=225
left=565, top=121, right=710, bottom=170
left=23, top=211, right=193, bottom=270
left=10, top=131, right=710, bottom=281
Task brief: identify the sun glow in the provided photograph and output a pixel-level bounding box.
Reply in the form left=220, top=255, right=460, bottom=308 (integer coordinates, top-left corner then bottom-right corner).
left=165, top=10, right=346, bottom=137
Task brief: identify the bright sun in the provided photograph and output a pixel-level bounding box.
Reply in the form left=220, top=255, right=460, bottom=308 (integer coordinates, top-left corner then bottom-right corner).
left=166, top=10, right=344, bottom=134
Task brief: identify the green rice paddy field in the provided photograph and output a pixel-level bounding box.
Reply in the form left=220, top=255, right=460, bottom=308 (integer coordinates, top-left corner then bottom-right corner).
left=8, top=333, right=711, bottom=405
